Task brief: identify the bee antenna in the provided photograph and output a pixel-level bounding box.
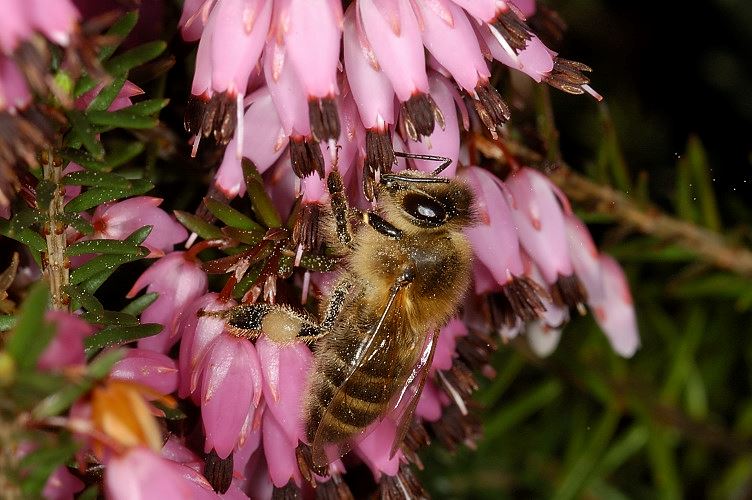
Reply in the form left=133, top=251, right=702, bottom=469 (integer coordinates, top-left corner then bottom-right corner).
left=392, top=151, right=453, bottom=177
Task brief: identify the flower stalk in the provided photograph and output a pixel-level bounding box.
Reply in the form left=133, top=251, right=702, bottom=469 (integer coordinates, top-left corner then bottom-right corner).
left=42, top=151, right=69, bottom=311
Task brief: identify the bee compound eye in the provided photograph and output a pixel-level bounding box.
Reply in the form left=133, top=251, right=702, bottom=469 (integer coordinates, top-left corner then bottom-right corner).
left=402, top=193, right=447, bottom=226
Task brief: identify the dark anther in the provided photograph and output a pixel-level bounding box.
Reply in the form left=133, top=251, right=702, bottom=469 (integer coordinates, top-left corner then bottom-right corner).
left=400, top=93, right=442, bottom=142
left=470, top=83, right=510, bottom=139
left=551, top=273, right=587, bottom=309
left=290, top=137, right=325, bottom=178
left=292, top=202, right=323, bottom=253
left=309, top=97, right=341, bottom=143
left=378, top=464, right=429, bottom=500
left=272, top=481, right=302, bottom=500
left=185, top=92, right=237, bottom=146
left=315, top=474, right=355, bottom=500
left=491, top=8, right=533, bottom=53
left=204, top=449, right=234, bottom=494
left=543, top=58, right=593, bottom=95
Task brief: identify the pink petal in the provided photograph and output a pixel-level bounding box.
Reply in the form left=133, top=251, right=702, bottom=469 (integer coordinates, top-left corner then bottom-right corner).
left=263, top=39, right=310, bottom=136
left=355, top=418, right=402, bottom=479
left=343, top=4, right=395, bottom=129
left=43, top=465, right=85, bottom=500
left=358, top=0, right=428, bottom=101
left=565, top=214, right=605, bottom=302
left=461, top=166, right=524, bottom=285
left=449, top=0, right=501, bottom=22
left=37, top=311, right=93, bottom=371
left=201, top=335, right=260, bottom=458
left=110, top=348, right=179, bottom=396
left=280, top=0, right=342, bottom=98
left=591, top=255, right=640, bottom=358
left=505, top=167, right=572, bottom=284
left=417, top=0, right=490, bottom=92
left=262, top=409, right=301, bottom=488
left=256, top=336, right=312, bottom=444
left=432, top=318, right=467, bottom=373
left=28, top=0, right=80, bottom=46
left=209, top=0, right=272, bottom=95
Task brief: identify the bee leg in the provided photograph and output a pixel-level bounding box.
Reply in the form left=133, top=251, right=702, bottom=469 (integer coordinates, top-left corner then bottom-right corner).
left=361, top=212, right=403, bottom=240
left=393, top=151, right=453, bottom=176
left=327, top=169, right=354, bottom=246
left=320, top=279, right=352, bottom=331
left=205, top=303, right=323, bottom=344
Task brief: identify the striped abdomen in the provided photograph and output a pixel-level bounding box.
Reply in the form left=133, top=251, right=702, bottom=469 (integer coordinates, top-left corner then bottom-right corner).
left=305, top=320, right=411, bottom=445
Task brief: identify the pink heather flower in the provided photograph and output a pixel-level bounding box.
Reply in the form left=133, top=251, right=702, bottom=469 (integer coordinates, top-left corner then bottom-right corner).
left=407, top=72, right=460, bottom=177
left=565, top=214, right=605, bottom=303
left=358, top=0, right=428, bottom=103
left=37, top=311, right=93, bottom=371
left=461, top=166, right=525, bottom=289
left=262, top=405, right=303, bottom=488
left=524, top=256, right=569, bottom=329
left=355, top=418, right=402, bottom=479
left=216, top=88, right=286, bottom=198
left=28, top=0, right=80, bottom=47
left=105, top=447, right=217, bottom=500
left=256, top=336, right=313, bottom=444
left=199, top=333, right=262, bottom=458
left=42, top=465, right=85, bottom=500
left=275, top=0, right=343, bottom=103
left=193, top=0, right=272, bottom=100
left=343, top=4, right=395, bottom=133
left=177, top=293, right=231, bottom=399
left=127, top=252, right=208, bottom=353
left=88, top=197, right=188, bottom=257
left=450, top=0, right=506, bottom=23
left=431, top=318, right=468, bottom=374
left=481, top=28, right=554, bottom=83
left=263, top=39, right=311, bottom=138
left=179, top=0, right=212, bottom=42
left=0, top=56, right=31, bottom=112
left=590, top=255, right=640, bottom=358
left=416, top=0, right=491, bottom=94
left=504, top=167, right=573, bottom=285
left=513, top=0, right=538, bottom=17
left=110, top=348, right=179, bottom=396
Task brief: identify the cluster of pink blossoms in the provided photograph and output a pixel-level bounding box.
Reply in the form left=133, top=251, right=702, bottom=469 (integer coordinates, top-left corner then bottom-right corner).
left=18, top=1, right=638, bottom=499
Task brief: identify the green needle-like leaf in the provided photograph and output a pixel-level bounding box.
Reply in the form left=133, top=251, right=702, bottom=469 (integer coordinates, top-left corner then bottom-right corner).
left=174, top=210, right=224, bottom=240
left=86, top=76, right=127, bottom=112
left=86, top=109, right=158, bottom=129
left=204, top=197, right=263, bottom=231
left=99, top=11, right=139, bottom=61
left=66, top=239, right=148, bottom=257
left=66, top=110, right=104, bottom=159
left=6, top=283, right=51, bottom=371
left=62, top=170, right=133, bottom=189
left=70, top=253, right=144, bottom=285
left=63, top=179, right=154, bottom=213
left=243, top=161, right=282, bottom=228
left=121, top=292, right=159, bottom=316
left=104, top=41, right=167, bottom=76
left=84, top=323, right=162, bottom=352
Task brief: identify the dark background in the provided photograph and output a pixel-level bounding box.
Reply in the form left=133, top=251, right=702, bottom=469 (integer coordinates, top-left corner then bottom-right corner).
left=553, top=0, right=752, bottom=213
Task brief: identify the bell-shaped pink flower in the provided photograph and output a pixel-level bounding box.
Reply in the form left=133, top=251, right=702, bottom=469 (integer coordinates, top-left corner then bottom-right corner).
left=449, top=0, right=505, bottom=23
left=256, top=336, right=313, bottom=444
left=565, top=214, right=605, bottom=303
left=89, top=197, right=188, bottom=257
left=177, top=293, right=232, bottom=399
left=343, top=4, right=395, bottom=131
left=432, top=318, right=468, bottom=374
left=262, top=406, right=302, bottom=488
left=263, top=39, right=310, bottom=137
left=357, top=0, right=429, bottom=103
left=590, top=255, right=640, bottom=358
left=28, top=0, right=80, bottom=47
left=37, top=311, right=93, bottom=371
left=43, top=465, right=85, bottom=499
left=194, top=0, right=272, bottom=98
left=0, top=1, right=32, bottom=54
left=128, top=252, right=208, bottom=353
left=416, top=0, right=490, bottom=93
left=110, top=348, right=179, bottom=396
left=355, top=418, right=402, bottom=480
left=105, top=447, right=216, bottom=500
left=416, top=378, right=447, bottom=422
left=482, top=28, right=554, bottom=82
left=504, top=167, right=573, bottom=285
left=0, top=56, right=31, bottom=112
left=215, top=88, right=287, bottom=198
left=199, top=333, right=262, bottom=458
left=179, top=0, right=212, bottom=42
left=407, top=72, right=460, bottom=177
left=277, top=0, right=342, bottom=101
left=461, top=166, right=524, bottom=286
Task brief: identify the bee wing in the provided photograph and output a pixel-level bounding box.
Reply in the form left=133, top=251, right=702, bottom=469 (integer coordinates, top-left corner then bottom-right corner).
left=388, top=328, right=440, bottom=459
left=310, top=287, right=417, bottom=468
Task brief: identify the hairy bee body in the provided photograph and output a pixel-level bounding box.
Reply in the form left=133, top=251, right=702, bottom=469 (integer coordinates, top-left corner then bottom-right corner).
left=306, top=226, right=473, bottom=444
left=213, top=165, right=476, bottom=466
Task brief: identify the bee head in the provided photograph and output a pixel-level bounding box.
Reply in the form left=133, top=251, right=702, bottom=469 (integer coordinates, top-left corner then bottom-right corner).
left=378, top=170, right=475, bottom=231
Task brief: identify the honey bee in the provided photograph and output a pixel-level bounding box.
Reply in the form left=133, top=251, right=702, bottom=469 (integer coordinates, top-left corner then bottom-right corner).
left=207, top=153, right=475, bottom=468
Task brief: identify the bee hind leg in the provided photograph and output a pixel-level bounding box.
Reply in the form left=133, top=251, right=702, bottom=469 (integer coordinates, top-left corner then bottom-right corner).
left=203, top=303, right=324, bottom=344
